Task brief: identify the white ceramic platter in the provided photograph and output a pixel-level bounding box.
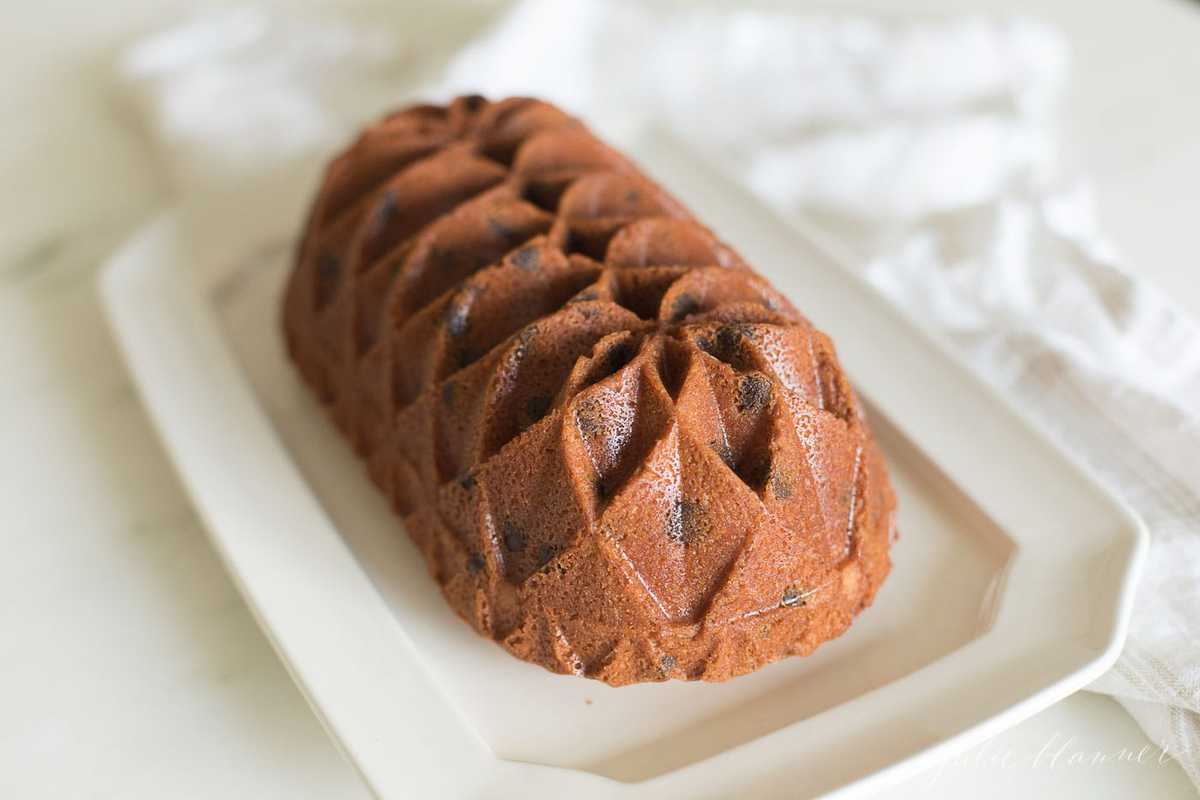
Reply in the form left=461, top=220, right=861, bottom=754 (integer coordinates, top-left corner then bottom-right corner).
left=100, top=133, right=1145, bottom=800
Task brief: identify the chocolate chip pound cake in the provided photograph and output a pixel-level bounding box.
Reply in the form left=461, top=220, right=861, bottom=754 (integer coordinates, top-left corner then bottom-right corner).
left=283, top=96, right=897, bottom=685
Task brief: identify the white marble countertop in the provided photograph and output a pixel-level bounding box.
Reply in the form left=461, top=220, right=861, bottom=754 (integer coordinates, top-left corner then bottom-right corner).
left=3, top=1, right=1198, bottom=797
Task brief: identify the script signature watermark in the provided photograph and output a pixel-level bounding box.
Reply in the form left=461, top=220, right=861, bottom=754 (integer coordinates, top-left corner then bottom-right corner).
left=926, top=732, right=1173, bottom=785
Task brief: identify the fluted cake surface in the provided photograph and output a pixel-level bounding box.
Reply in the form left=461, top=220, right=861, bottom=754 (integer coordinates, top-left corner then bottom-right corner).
left=283, top=96, right=896, bottom=685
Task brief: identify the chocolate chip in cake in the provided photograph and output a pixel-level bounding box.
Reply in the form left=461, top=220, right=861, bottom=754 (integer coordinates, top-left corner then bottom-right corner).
left=501, top=519, right=526, bottom=552
left=374, top=190, right=398, bottom=227
left=781, top=588, right=805, bottom=608
left=443, top=300, right=470, bottom=338
left=736, top=373, right=773, bottom=413
left=511, top=245, right=541, bottom=272
left=771, top=471, right=793, bottom=500
left=466, top=554, right=486, bottom=574
left=575, top=397, right=604, bottom=436
left=712, top=323, right=755, bottom=368
left=487, top=216, right=517, bottom=240
left=710, top=440, right=736, bottom=469
left=715, top=323, right=744, bottom=352
left=670, top=293, right=701, bottom=322
left=666, top=498, right=704, bottom=545
left=604, top=340, right=636, bottom=374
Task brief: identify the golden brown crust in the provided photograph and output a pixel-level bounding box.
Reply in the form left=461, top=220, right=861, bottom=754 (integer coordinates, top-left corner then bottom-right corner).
left=283, top=96, right=897, bottom=685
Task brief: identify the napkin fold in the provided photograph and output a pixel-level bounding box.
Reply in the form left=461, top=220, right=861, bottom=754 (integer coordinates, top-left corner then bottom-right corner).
left=116, top=0, right=1200, bottom=787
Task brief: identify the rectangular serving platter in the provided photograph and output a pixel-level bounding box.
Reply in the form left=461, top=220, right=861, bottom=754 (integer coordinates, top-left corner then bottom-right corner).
left=100, top=132, right=1145, bottom=799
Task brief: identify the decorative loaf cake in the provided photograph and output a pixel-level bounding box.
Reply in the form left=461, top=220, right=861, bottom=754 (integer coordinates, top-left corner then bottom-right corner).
left=283, top=96, right=897, bottom=685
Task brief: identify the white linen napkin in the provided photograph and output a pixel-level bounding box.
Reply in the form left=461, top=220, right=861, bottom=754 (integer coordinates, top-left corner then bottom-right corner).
left=115, top=0, right=1200, bottom=787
